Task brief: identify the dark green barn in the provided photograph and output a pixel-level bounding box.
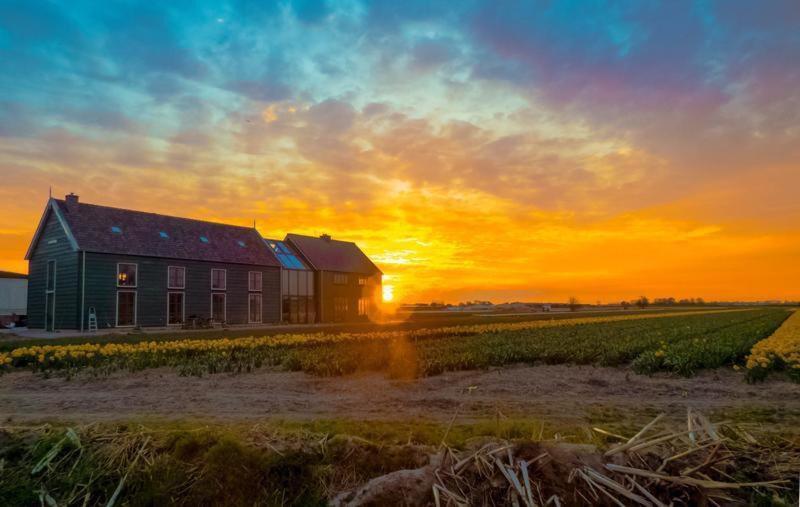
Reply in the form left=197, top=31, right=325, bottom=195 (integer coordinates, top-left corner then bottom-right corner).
left=25, top=194, right=281, bottom=331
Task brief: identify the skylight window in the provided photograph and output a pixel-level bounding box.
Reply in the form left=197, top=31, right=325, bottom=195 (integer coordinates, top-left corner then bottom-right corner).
left=200, top=236, right=209, bottom=243
left=238, top=240, right=246, bottom=247
left=266, top=240, right=307, bottom=270
left=111, top=226, right=122, bottom=234
left=159, top=231, right=169, bottom=239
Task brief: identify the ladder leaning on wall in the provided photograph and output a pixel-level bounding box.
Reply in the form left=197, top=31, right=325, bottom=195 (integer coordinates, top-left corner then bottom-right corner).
left=87, top=307, right=98, bottom=333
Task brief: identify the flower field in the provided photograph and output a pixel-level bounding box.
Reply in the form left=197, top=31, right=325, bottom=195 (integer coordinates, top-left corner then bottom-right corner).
left=0, top=308, right=789, bottom=378
left=746, top=309, right=800, bottom=382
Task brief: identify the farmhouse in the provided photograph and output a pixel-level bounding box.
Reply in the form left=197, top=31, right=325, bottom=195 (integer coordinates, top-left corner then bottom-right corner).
left=25, top=194, right=381, bottom=331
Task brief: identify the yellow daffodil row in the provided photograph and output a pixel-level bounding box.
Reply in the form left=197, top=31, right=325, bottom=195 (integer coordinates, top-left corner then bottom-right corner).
left=0, top=308, right=745, bottom=373
left=746, top=310, right=800, bottom=380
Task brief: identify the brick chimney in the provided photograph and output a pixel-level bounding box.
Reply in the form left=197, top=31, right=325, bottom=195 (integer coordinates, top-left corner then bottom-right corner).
left=320, top=233, right=331, bottom=242
left=64, top=193, right=79, bottom=210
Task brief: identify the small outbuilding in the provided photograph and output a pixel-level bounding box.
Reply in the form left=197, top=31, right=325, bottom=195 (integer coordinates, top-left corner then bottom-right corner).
left=0, top=271, right=27, bottom=327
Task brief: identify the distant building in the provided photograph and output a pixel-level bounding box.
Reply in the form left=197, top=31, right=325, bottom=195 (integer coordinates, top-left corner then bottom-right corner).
left=0, top=271, right=27, bottom=326
left=25, top=194, right=382, bottom=331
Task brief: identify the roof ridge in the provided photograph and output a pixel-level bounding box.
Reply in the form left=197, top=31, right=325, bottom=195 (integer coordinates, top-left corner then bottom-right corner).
left=54, top=199, right=257, bottom=231
left=0, top=271, right=28, bottom=278
left=285, top=232, right=357, bottom=244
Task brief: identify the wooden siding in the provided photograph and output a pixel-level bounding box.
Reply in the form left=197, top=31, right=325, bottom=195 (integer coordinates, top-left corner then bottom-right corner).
left=27, top=211, right=79, bottom=329
left=316, top=271, right=381, bottom=323
left=83, top=253, right=280, bottom=329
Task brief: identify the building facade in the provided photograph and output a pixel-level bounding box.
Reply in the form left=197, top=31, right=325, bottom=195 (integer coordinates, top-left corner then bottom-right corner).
left=25, top=195, right=382, bottom=330
left=26, top=195, right=281, bottom=331
left=285, top=233, right=382, bottom=323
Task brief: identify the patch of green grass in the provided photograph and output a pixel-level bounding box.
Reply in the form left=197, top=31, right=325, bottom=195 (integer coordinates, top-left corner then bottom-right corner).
left=711, top=406, right=800, bottom=427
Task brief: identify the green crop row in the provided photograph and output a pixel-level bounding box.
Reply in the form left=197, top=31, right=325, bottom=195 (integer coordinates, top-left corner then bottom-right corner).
left=1, top=309, right=788, bottom=378
left=286, top=309, right=788, bottom=377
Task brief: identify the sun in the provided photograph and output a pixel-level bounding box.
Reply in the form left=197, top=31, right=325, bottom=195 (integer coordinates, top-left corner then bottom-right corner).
left=382, top=284, right=394, bottom=302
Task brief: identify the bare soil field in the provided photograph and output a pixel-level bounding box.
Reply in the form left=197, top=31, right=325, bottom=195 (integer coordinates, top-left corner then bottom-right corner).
left=3, top=364, right=799, bottom=427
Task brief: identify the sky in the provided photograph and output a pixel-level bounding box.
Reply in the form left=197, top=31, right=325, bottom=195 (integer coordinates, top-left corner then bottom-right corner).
left=1, top=0, right=799, bottom=304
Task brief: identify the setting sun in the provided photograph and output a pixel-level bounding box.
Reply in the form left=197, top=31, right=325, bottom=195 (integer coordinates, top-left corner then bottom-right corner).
left=382, top=283, right=394, bottom=303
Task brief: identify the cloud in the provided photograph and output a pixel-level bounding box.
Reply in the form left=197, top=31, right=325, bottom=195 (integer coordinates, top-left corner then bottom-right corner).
left=1, top=0, right=799, bottom=302
left=409, top=38, right=461, bottom=72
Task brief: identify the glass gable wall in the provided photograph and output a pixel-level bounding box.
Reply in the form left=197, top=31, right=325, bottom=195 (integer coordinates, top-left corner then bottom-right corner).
left=267, top=239, right=316, bottom=324
left=281, top=269, right=316, bottom=324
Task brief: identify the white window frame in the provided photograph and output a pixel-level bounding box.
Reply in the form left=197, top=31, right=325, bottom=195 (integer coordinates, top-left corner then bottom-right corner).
left=334, top=273, right=348, bottom=285
left=211, top=292, right=226, bottom=323
left=167, top=291, right=185, bottom=326
left=167, top=265, right=186, bottom=289
left=248, top=293, right=262, bottom=324
left=45, top=260, right=57, bottom=331
left=211, top=268, right=227, bottom=290
left=116, top=290, right=137, bottom=327
left=358, top=298, right=369, bottom=316
left=117, top=262, right=138, bottom=288
left=46, top=259, right=57, bottom=292
left=249, top=271, right=263, bottom=292
left=358, top=276, right=367, bottom=286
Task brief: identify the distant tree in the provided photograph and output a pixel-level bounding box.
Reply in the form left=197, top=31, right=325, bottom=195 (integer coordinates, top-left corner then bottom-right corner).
left=568, top=296, right=581, bottom=312
left=620, top=300, right=630, bottom=310
left=696, top=297, right=705, bottom=305
left=636, top=296, right=649, bottom=309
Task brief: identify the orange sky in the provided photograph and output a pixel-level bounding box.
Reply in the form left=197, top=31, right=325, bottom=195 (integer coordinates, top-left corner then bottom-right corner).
left=2, top=161, right=798, bottom=304
left=1, top=1, right=799, bottom=304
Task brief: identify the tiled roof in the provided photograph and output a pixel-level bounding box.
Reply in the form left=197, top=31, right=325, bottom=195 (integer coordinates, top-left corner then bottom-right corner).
left=285, top=233, right=381, bottom=275
left=52, top=199, right=280, bottom=267
left=0, top=271, right=27, bottom=279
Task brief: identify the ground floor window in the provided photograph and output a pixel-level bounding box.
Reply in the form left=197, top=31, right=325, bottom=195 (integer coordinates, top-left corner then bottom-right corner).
left=168, top=292, right=184, bottom=325
left=334, top=297, right=348, bottom=322
left=211, top=292, right=226, bottom=322
left=358, top=298, right=369, bottom=316
left=249, top=293, right=262, bottom=323
left=117, top=291, right=136, bottom=327
left=283, top=296, right=315, bottom=324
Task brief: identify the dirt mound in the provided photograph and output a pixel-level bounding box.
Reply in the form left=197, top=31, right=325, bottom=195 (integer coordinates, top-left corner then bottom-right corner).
left=331, top=411, right=800, bottom=506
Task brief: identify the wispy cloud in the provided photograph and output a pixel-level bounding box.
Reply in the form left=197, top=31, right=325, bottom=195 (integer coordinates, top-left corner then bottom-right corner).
left=0, top=0, right=798, bottom=301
